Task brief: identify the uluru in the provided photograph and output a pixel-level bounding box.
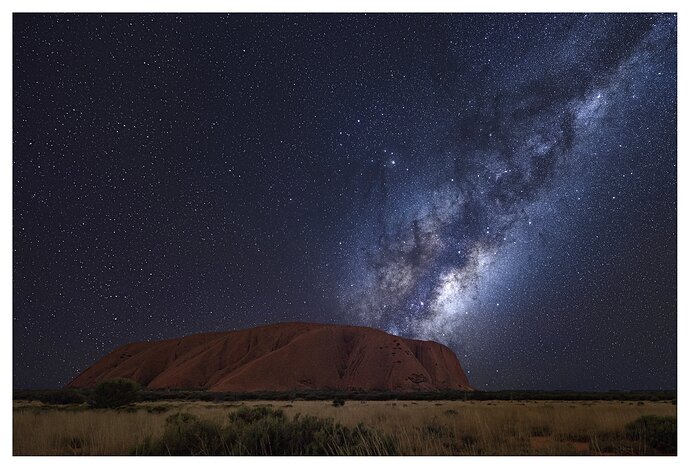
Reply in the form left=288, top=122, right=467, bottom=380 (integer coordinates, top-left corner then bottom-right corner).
left=68, top=322, right=472, bottom=392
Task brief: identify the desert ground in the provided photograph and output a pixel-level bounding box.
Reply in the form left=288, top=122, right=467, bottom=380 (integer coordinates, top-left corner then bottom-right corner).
left=13, top=398, right=676, bottom=455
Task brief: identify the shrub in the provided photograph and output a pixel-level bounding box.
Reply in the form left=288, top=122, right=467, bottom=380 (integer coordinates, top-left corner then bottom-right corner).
left=229, top=405, right=279, bottom=424
left=91, top=379, right=141, bottom=408
left=625, top=415, right=676, bottom=454
left=332, top=398, right=345, bottom=407
left=13, top=389, right=90, bottom=404
left=423, top=420, right=453, bottom=438
left=39, top=389, right=87, bottom=405
left=149, top=413, right=226, bottom=455
left=133, top=406, right=397, bottom=455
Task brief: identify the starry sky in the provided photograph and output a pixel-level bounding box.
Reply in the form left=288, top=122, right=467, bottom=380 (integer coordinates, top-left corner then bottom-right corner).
left=13, top=13, right=676, bottom=390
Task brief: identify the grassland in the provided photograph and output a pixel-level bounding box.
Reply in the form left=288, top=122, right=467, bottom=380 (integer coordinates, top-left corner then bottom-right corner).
left=13, top=398, right=676, bottom=455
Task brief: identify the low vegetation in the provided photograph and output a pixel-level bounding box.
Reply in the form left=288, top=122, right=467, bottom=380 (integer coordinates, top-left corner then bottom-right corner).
left=624, top=415, right=676, bottom=454
left=13, top=399, right=676, bottom=455
left=133, top=406, right=396, bottom=455
left=92, top=379, right=141, bottom=408
left=13, top=388, right=677, bottom=403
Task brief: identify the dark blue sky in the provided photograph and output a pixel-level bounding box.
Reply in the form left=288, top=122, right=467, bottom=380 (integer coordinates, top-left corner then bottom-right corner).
left=14, top=13, right=676, bottom=390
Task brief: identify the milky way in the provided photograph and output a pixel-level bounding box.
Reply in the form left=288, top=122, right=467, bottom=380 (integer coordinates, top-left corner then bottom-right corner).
left=14, top=14, right=676, bottom=390
left=341, top=15, right=675, bottom=354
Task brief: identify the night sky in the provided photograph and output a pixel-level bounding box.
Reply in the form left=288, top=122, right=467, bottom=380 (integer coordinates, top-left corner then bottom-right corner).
left=13, top=13, right=676, bottom=390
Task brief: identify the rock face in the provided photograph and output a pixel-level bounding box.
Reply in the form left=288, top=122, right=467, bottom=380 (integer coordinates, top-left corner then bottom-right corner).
left=68, top=322, right=472, bottom=392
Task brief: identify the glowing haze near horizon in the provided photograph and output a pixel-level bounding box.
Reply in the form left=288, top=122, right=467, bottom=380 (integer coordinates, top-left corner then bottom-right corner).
left=14, top=14, right=676, bottom=390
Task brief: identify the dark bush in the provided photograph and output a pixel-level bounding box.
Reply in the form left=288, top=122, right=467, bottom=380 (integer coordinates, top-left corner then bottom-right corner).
left=133, top=406, right=397, bottom=455
left=92, top=379, right=141, bottom=408
left=40, top=389, right=87, bottom=405
left=13, top=389, right=90, bottom=404
left=625, top=415, right=676, bottom=454
left=134, top=413, right=226, bottom=455
left=332, top=398, right=345, bottom=407
left=229, top=405, right=279, bottom=424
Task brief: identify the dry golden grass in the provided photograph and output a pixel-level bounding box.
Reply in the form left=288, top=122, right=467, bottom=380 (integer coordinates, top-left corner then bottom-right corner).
left=13, top=399, right=676, bottom=455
